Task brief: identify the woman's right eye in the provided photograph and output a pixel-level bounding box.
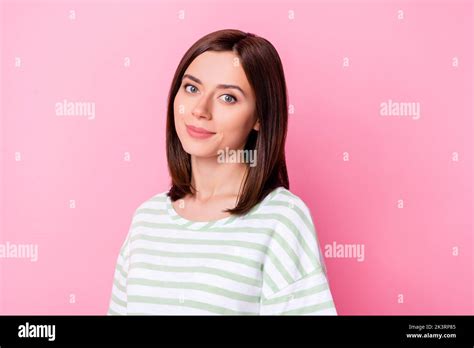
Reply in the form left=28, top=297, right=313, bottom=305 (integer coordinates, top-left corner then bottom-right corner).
left=184, top=84, right=198, bottom=93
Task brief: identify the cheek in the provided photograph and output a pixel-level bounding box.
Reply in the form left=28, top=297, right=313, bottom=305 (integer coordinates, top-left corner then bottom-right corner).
left=217, top=105, right=254, bottom=131
left=173, top=93, right=184, bottom=118
left=174, top=94, right=189, bottom=125
left=173, top=96, right=187, bottom=139
left=214, top=107, right=255, bottom=143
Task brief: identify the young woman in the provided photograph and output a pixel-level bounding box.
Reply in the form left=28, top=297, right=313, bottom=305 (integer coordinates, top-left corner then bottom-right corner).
left=108, top=29, right=337, bottom=315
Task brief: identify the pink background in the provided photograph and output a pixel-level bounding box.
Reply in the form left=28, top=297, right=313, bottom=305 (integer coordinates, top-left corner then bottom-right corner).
left=0, top=0, right=472, bottom=314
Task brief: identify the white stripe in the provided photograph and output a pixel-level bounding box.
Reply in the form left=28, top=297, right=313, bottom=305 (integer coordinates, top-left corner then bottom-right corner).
left=127, top=302, right=220, bottom=315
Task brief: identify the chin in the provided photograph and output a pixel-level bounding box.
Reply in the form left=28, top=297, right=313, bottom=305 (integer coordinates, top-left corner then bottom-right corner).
left=181, top=142, right=218, bottom=158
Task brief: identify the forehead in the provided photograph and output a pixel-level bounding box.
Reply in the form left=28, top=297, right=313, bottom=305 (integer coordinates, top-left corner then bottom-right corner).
left=184, top=51, right=253, bottom=96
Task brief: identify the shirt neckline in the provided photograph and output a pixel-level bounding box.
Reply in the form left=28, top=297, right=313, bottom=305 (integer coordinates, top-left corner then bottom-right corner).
left=166, top=186, right=283, bottom=228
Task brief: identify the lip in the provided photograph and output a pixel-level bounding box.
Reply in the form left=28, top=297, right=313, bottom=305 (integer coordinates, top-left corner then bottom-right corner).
left=185, top=125, right=216, bottom=139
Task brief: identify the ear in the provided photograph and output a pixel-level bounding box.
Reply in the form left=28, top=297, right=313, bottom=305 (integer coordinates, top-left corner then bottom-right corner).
left=253, top=119, right=260, bottom=132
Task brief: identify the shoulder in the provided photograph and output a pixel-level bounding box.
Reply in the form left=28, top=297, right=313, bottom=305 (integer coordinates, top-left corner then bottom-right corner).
left=272, top=187, right=312, bottom=211
left=252, top=187, right=320, bottom=258
left=258, top=188, right=326, bottom=296
left=126, top=191, right=170, bottom=232
left=116, top=190, right=170, bottom=258
left=260, top=188, right=321, bottom=255
left=131, top=190, right=169, bottom=215
left=258, top=187, right=316, bottom=231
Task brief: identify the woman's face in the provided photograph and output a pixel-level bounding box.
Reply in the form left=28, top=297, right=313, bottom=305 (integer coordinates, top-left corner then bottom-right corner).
left=173, top=50, right=259, bottom=158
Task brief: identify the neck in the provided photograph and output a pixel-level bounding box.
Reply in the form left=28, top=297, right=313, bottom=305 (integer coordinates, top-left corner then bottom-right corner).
left=189, top=155, right=248, bottom=203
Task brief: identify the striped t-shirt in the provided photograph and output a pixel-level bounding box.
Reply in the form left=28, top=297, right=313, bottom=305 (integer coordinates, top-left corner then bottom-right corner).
left=107, top=186, right=337, bottom=315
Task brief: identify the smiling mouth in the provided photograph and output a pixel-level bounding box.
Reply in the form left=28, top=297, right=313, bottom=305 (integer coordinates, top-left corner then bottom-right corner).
left=185, top=125, right=216, bottom=139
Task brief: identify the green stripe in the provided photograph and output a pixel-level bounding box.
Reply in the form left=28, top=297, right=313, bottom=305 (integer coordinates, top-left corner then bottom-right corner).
left=150, top=196, right=168, bottom=202
left=181, top=221, right=195, bottom=228
left=199, top=221, right=217, bottom=229
left=115, top=263, right=127, bottom=279
left=262, top=271, right=279, bottom=293
left=223, top=215, right=239, bottom=225
left=131, top=248, right=262, bottom=270
left=128, top=295, right=257, bottom=315
left=113, top=278, right=126, bottom=293
left=129, top=262, right=262, bottom=287
left=131, top=221, right=275, bottom=234
left=111, top=293, right=127, bottom=308
left=127, top=278, right=260, bottom=303
left=136, top=207, right=167, bottom=215
left=131, top=233, right=269, bottom=253
left=244, top=188, right=282, bottom=216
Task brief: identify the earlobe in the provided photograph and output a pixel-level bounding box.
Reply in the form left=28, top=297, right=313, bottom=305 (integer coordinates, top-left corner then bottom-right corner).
left=253, top=120, right=260, bottom=131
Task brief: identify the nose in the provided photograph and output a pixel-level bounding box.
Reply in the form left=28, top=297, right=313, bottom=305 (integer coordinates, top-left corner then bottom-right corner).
left=191, top=94, right=212, bottom=120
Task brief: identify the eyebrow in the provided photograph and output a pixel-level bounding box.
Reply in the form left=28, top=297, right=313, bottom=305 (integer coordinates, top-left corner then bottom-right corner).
left=182, top=74, right=247, bottom=97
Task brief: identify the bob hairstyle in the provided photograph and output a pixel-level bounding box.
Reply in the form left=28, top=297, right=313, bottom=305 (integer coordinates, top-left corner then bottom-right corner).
left=166, top=28, right=289, bottom=216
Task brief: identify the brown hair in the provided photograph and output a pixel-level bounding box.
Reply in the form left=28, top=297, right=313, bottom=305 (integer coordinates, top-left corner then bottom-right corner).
left=166, top=29, right=289, bottom=215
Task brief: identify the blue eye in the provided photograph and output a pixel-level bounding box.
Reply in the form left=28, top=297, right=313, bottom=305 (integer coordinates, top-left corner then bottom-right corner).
left=184, top=84, right=198, bottom=93
left=220, top=94, right=237, bottom=104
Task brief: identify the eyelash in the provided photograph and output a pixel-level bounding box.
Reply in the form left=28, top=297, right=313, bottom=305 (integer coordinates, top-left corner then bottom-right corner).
left=183, top=83, right=238, bottom=104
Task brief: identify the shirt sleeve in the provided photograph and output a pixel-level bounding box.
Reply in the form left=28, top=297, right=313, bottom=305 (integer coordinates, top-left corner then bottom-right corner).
left=107, top=224, right=132, bottom=315
left=259, top=195, right=337, bottom=315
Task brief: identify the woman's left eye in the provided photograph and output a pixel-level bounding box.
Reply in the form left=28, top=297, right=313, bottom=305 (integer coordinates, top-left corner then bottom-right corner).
left=219, top=94, right=237, bottom=104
